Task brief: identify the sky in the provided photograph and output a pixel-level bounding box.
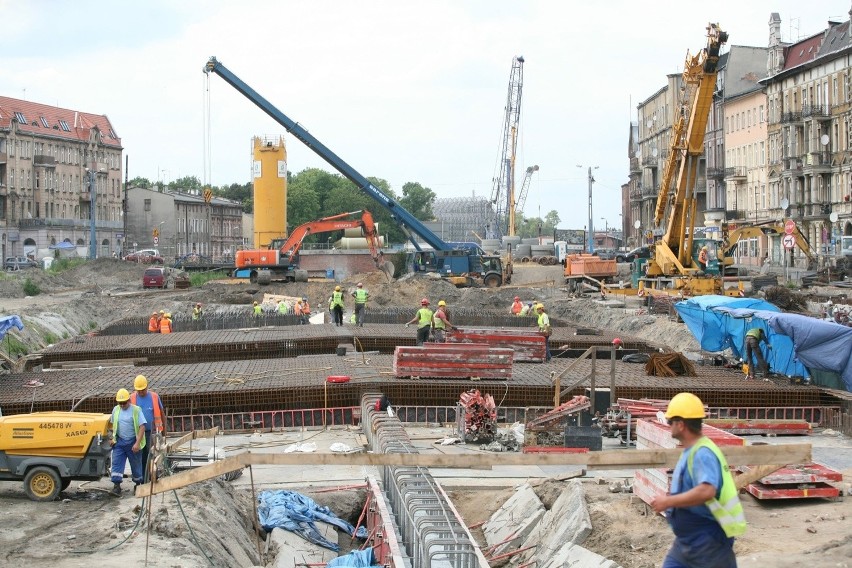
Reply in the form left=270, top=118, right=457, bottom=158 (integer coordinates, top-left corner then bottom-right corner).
left=0, top=0, right=843, bottom=234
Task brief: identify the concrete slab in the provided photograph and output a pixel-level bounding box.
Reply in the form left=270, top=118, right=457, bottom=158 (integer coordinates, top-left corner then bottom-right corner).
left=594, top=299, right=626, bottom=308
left=269, top=522, right=337, bottom=568
left=538, top=542, right=623, bottom=568
left=519, top=479, right=592, bottom=561
left=482, top=483, right=544, bottom=557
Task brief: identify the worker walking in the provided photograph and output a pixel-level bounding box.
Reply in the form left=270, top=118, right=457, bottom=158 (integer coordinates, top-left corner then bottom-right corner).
left=129, top=375, right=166, bottom=482
left=651, top=392, right=745, bottom=568
left=352, top=282, right=369, bottom=327
left=744, top=327, right=771, bottom=379
left=192, top=302, right=203, bottom=321
left=148, top=312, right=160, bottom=333
left=697, top=245, right=709, bottom=272
left=159, top=312, right=173, bottom=334
left=253, top=300, right=262, bottom=317
left=406, top=298, right=434, bottom=346
left=511, top=296, right=523, bottom=316
left=432, top=300, right=454, bottom=342
left=535, top=304, right=552, bottom=362
left=109, top=388, right=147, bottom=496
left=519, top=302, right=533, bottom=317
left=331, top=285, right=345, bottom=326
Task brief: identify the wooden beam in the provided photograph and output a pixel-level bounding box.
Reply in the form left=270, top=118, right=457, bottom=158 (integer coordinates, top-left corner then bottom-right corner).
left=166, top=426, right=220, bottom=453
left=135, top=443, right=811, bottom=497
left=734, top=464, right=784, bottom=490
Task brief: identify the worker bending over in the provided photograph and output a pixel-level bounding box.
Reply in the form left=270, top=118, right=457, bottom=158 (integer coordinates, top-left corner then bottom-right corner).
left=744, top=327, right=771, bottom=379
left=432, top=300, right=454, bottom=342
left=109, top=389, right=147, bottom=496
left=406, top=298, right=434, bottom=346
left=651, top=392, right=745, bottom=568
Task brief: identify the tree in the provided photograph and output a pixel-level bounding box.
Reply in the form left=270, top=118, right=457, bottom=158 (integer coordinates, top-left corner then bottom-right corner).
left=168, top=175, right=202, bottom=192
left=398, top=182, right=436, bottom=221
left=128, top=176, right=152, bottom=189
left=216, top=182, right=253, bottom=212
left=544, top=210, right=561, bottom=230
left=286, top=184, right=321, bottom=229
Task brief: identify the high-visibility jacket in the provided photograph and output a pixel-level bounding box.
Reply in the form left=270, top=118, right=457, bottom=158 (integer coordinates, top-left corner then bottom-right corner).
left=130, top=391, right=165, bottom=433
left=433, top=309, right=448, bottom=330
left=686, top=437, right=747, bottom=537
left=253, top=304, right=262, bottom=316
left=294, top=301, right=303, bottom=315
left=745, top=328, right=764, bottom=340
left=277, top=302, right=289, bottom=314
left=511, top=301, right=523, bottom=315
left=111, top=404, right=146, bottom=449
left=537, top=312, right=550, bottom=331
left=332, top=291, right=344, bottom=307
left=416, top=308, right=434, bottom=328
left=160, top=317, right=172, bottom=334
left=354, top=289, right=368, bottom=304
left=192, top=307, right=202, bottom=320
left=148, top=316, right=160, bottom=332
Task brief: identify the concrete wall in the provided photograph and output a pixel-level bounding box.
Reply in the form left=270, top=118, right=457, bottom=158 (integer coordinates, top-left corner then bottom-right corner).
left=299, top=250, right=385, bottom=280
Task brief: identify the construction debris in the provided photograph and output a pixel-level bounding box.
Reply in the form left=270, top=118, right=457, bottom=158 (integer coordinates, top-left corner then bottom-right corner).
left=457, top=389, right=497, bottom=442
left=644, top=352, right=696, bottom=377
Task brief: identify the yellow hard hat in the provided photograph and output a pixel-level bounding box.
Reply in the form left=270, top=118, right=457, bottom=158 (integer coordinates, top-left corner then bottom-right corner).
left=438, top=300, right=446, bottom=307
left=165, top=313, right=171, bottom=318
left=253, top=301, right=258, bottom=305
left=116, top=388, right=130, bottom=403
left=665, top=392, right=706, bottom=420
left=535, top=303, right=544, bottom=311
left=702, top=245, right=708, bottom=250
left=159, top=310, right=165, bottom=314
left=134, top=375, right=148, bottom=391
left=335, top=285, right=341, bottom=291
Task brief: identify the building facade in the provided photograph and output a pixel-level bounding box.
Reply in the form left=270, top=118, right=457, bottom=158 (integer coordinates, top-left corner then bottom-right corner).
left=0, top=96, right=123, bottom=259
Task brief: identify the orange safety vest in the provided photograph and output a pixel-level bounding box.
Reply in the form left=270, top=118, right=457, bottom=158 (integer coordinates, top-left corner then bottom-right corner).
left=511, top=301, right=522, bottom=315
left=130, top=391, right=165, bottom=433
left=294, top=302, right=303, bottom=315
left=302, top=301, right=310, bottom=314
left=148, top=316, right=160, bottom=332
left=160, top=318, right=172, bottom=334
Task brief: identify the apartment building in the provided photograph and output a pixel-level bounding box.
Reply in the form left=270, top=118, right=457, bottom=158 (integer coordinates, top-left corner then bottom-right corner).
left=762, top=12, right=852, bottom=260
left=0, top=96, right=123, bottom=259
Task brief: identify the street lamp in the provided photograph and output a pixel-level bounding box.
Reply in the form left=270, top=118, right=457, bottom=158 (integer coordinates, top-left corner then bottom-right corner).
left=600, top=217, right=608, bottom=248
left=577, top=165, right=599, bottom=253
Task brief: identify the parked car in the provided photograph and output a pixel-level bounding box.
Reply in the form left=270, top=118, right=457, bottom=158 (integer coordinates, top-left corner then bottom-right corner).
left=142, top=267, right=168, bottom=289
left=593, top=249, right=619, bottom=261
left=623, top=246, right=653, bottom=263
left=124, top=249, right=164, bottom=264
left=173, top=253, right=213, bottom=268
left=4, top=256, right=39, bottom=270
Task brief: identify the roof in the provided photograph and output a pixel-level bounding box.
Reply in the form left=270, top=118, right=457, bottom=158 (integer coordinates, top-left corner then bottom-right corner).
left=817, top=20, right=851, bottom=58
left=722, top=46, right=768, bottom=100
left=763, top=20, right=852, bottom=83
left=0, top=96, right=121, bottom=147
left=169, top=190, right=241, bottom=208
left=783, top=32, right=825, bottom=70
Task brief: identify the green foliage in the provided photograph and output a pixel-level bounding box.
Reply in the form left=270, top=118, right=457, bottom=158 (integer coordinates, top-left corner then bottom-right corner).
left=190, top=270, right=229, bottom=287
left=128, top=176, right=153, bottom=189
left=214, top=182, right=253, bottom=213
left=88, top=321, right=97, bottom=330
left=62, top=332, right=70, bottom=340
left=3, top=334, right=29, bottom=357
left=169, top=176, right=202, bottom=191
left=399, top=182, right=436, bottom=221
left=22, top=278, right=41, bottom=296
left=43, top=332, right=58, bottom=345
left=48, top=258, right=87, bottom=273
left=514, top=209, right=561, bottom=239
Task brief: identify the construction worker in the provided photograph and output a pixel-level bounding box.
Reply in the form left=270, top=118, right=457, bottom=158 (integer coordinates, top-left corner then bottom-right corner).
left=406, top=298, right=434, bottom=346
left=277, top=298, right=290, bottom=315
left=192, top=302, right=203, bottom=321
left=651, top=392, right=746, bottom=567
left=159, top=312, right=173, bottom=334
left=331, top=285, right=345, bottom=327
left=253, top=300, right=262, bottom=317
left=109, top=388, right=147, bottom=496
left=612, top=337, right=623, bottom=350
left=511, top=296, right=523, bottom=316
left=352, top=282, right=369, bottom=327
left=519, top=301, right=533, bottom=317
left=129, top=375, right=166, bottom=482
left=300, top=297, right=311, bottom=325
left=432, top=300, right=454, bottom=342
left=744, top=327, right=771, bottom=379
left=535, top=304, right=552, bottom=362
left=697, top=245, right=709, bottom=272
left=148, top=312, right=160, bottom=333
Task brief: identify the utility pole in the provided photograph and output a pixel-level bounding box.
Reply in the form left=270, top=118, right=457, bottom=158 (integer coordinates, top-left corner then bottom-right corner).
left=122, top=155, right=129, bottom=257
left=88, top=166, right=97, bottom=260
left=577, top=165, right=599, bottom=254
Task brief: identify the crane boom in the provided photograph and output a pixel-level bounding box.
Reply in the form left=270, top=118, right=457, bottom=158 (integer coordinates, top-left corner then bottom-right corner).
left=514, top=164, right=539, bottom=216
left=490, top=56, right=524, bottom=237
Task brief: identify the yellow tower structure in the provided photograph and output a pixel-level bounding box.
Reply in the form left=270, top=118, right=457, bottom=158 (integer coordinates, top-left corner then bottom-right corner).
left=252, top=136, right=288, bottom=249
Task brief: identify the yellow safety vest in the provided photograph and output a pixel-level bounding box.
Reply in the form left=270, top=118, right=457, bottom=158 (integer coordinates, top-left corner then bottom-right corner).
left=332, top=291, right=344, bottom=307
left=111, top=405, right=146, bottom=449
left=433, top=309, right=446, bottom=330
left=354, top=289, right=368, bottom=304
left=687, top=437, right=746, bottom=538
left=417, top=308, right=433, bottom=328
left=537, top=312, right=550, bottom=330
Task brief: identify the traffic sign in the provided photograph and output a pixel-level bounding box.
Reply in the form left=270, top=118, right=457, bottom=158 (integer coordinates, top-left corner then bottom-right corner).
left=784, top=220, right=796, bottom=235
left=782, top=234, right=795, bottom=250
left=153, top=236, right=159, bottom=245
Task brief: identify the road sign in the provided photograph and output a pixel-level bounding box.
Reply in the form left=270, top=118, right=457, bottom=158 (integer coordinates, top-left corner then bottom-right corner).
left=153, top=236, right=159, bottom=245
left=784, top=219, right=796, bottom=235
left=782, top=234, right=795, bottom=250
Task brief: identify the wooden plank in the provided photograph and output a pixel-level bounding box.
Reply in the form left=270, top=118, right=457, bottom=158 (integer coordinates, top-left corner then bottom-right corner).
left=166, top=426, right=220, bottom=452
left=135, top=443, right=812, bottom=497
left=734, top=464, right=784, bottom=490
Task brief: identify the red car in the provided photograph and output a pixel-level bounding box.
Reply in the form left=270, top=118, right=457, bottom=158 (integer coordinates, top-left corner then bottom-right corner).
left=124, top=249, right=164, bottom=264
left=143, top=267, right=168, bottom=289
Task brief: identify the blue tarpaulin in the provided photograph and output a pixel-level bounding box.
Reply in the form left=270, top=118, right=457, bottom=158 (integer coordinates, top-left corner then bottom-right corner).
left=0, top=315, right=24, bottom=341
left=257, top=490, right=368, bottom=552
left=326, top=549, right=380, bottom=567
left=48, top=241, right=76, bottom=250
left=675, top=296, right=852, bottom=391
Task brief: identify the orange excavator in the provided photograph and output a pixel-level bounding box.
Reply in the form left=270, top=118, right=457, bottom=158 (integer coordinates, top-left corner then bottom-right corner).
left=234, top=210, right=393, bottom=284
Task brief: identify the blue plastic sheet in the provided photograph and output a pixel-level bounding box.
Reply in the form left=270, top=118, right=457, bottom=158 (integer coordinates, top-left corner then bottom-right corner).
left=0, top=315, right=24, bottom=341
left=257, top=490, right=368, bottom=552
left=326, top=549, right=379, bottom=567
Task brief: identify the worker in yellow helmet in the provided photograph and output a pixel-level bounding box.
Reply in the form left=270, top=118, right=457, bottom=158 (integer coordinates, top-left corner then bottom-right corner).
left=652, top=393, right=746, bottom=567
left=129, top=374, right=166, bottom=482
left=253, top=300, right=262, bottom=317
left=331, top=285, right=345, bottom=327
left=108, top=388, right=147, bottom=496
left=535, top=304, right=552, bottom=362
left=432, top=300, right=454, bottom=342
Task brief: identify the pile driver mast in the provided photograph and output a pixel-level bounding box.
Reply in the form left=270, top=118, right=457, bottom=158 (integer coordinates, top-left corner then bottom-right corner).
left=515, top=164, right=539, bottom=219
left=490, top=56, right=524, bottom=237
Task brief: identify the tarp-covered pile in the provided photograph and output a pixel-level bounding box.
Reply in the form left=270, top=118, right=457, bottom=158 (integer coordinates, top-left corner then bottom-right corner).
left=257, top=490, right=368, bottom=552
left=0, top=315, right=24, bottom=341
left=675, top=296, right=852, bottom=391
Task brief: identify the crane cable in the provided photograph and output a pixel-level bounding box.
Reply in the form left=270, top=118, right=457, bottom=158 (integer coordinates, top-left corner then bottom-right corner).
left=202, top=72, right=213, bottom=192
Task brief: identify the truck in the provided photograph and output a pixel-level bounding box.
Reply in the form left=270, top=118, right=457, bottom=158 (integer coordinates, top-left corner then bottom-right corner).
left=563, top=254, right=618, bottom=293
left=204, top=57, right=510, bottom=288
left=0, top=411, right=112, bottom=501
left=235, top=210, right=393, bottom=284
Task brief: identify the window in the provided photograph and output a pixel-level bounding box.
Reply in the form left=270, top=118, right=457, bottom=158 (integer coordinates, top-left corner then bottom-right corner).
left=14, top=112, right=26, bottom=124
left=759, top=105, right=764, bottom=123
left=144, top=199, right=151, bottom=212
left=59, top=120, right=70, bottom=132
left=40, top=116, right=49, bottom=128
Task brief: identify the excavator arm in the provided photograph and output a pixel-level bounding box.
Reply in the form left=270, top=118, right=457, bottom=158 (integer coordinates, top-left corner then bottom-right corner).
left=278, top=210, right=387, bottom=269
left=721, top=223, right=814, bottom=261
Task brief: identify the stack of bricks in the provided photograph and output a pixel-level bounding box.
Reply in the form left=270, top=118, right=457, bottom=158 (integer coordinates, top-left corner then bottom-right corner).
left=632, top=418, right=745, bottom=507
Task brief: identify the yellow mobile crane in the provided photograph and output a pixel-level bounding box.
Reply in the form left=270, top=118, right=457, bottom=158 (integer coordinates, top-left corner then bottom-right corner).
left=639, top=24, right=739, bottom=297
